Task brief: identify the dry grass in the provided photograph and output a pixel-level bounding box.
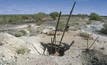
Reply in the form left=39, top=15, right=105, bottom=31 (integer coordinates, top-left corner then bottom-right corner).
left=16, top=48, right=26, bottom=55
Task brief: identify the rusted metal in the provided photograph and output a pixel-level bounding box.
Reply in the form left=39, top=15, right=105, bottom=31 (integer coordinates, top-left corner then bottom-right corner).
left=58, top=2, right=76, bottom=52
left=68, top=41, right=74, bottom=49
left=50, top=11, right=62, bottom=54
left=51, top=37, right=52, bottom=43
left=30, top=43, right=44, bottom=55
left=54, top=52, right=60, bottom=56
left=52, top=11, right=62, bottom=44
left=88, top=36, right=99, bottom=49
left=87, top=34, right=89, bottom=49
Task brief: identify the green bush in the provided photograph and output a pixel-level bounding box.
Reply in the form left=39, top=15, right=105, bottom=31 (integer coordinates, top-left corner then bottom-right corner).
left=57, top=22, right=66, bottom=31
left=100, top=24, right=107, bottom=34
left=29, top=29, right=37, bottom=36
left=89, top=13, right=103, bottom=21
left=16, top=48, right=26, bottom=54
left=14, top=32, right=23, bottom=37
left=86, top=20, right=92, bottom=24
left=73, top=28, right=78, bottom=31
left=29, top=28, right=41, bottom=36
left=8, top=15, right=22, bottom=23
left=32, top=13, right=46, bottom=21
left=79, top=32, right=89, bottom=37
left=27, top=24, right=31, bottom=28
left=0, top=19, right=7, bottom=25
left=100, top=47, right=105, bottom=50
left=19, top=30, right=27, bottom=36
left=36, top=21, right=42, bottom=26
left=50, top=12, right=59, bottom=20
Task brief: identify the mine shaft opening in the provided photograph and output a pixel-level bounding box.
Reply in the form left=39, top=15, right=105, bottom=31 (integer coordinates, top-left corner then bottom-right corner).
left=41, top=42, right=69, bottom=56
left=48, top=46, right=65, bottom=56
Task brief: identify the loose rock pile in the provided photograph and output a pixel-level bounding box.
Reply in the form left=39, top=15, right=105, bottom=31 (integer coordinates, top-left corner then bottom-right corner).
left=0, top=33, right=45, bottom=65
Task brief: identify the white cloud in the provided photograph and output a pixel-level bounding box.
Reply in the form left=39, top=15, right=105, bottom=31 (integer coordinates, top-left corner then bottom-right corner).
left=91, top=10, right=95, bottom=12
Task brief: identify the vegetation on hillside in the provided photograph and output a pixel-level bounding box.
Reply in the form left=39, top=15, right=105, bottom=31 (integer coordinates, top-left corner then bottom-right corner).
left=0, top=12, right=105, bottom=26
left=79, top=32, right=89, bottom=37
left=57, top=21, right=66, bottom=31
left=100, top=24, right=107, bottom=34
left=76, top=14, right=88, bottom=19
left=0, top=12, right=46, bottom=24
left=32, top=13, right=46, bottom=22
left=89, top=13, right=103, bottom=21
left=50, top=12, right=59, bottom=20
left=16, top=48, right=26, bottom=54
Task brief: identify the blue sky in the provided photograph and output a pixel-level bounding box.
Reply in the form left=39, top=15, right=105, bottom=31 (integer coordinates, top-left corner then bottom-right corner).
left=0, top=0, right=107, bottom=16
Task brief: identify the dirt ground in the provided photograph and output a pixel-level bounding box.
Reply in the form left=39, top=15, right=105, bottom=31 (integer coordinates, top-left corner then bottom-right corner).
left=17, top=30, right=107, bottom=65
left=0, top=22, right=107, bottom=65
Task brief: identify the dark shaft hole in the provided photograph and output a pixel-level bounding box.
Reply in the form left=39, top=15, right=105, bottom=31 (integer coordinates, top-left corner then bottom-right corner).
left=41, top=43, right=67, bottom=56
left=48, top=47, right=65, bottom=56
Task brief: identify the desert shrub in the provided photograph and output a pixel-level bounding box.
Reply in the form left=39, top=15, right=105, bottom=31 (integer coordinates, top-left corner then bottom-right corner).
left=50, top=12, right=59, bottom=20
left=32, top=13, right=46, bottom=21
left=100, top=28, right=107, bottom=34
left=29, top=28, right=41, bottom=36
left=79, top=32, right=89, bottom=37
left=0, top=42, right=3, bottom=46
left=8, top=15, right=22, bottom=23
left=19, top=30, right=27, bottom=36
left=36, top=21, right=42, bottom=26
left=14, top=32, right=23, bottom=37
left=16, top=48, right=26, bottom=54
left=8, top=32, right=14, bottom=35
left=100, top=24, right=107, bottom=34
left=78, top=27, right=81, bottom=30
left=75, top=22, right=79, bottom=25
left=86, top=20, right=92, bottom=24
left=0, top=19, right=7, bottom=25
left=100, top=47, right=105, bottom=50
left=57, top=21, right=66, bottom=31
left=27, top=24, right=31, bottom=28
left=29, top=30, right=36, bottom=36
left=89, top=13, right=103, bottom=21
left=71, top=28, right=78, bottom=31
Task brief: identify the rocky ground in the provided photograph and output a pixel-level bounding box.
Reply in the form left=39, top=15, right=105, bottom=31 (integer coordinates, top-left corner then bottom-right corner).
left=0, top=21, right=107, bottom=65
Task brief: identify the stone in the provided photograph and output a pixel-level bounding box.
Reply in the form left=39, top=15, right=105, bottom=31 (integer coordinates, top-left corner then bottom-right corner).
left=54, top=52, right=60, bottom=56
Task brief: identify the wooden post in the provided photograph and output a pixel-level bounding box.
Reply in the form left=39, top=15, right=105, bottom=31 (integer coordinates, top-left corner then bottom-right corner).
left=58, top=2, right=76, bottom=52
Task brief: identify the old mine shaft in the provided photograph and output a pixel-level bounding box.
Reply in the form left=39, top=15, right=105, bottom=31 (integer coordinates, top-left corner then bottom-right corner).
left=41, top=41, right=74, bottom=56
left=41, top=2, right=76, bottom=56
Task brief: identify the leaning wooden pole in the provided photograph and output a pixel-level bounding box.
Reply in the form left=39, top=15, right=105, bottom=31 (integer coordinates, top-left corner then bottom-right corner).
left=58, top=2, right=76, bottom=51
left=88, top=36, right=99, bottom=49
left=50, top=11, right=62, bottom=54
left=52, top=11, right=62, bottom=44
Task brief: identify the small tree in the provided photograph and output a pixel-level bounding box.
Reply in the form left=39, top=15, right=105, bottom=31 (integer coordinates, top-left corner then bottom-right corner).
left=32, top=12, right=46, bottom=22
left=8, top=17, right=17, bottom=23
left=50, top=12, right=59, bottom=20
left=0, top=19, right=8, bottom=25
left=22, top=15, right=30, bottom=20
left=8, top=15, right=22, bottom=23
left=57, top=21, right=66, bottom=31
left=90, top=13, right=103, bottom=21
left=77, top=14, right=88, bottom=18
left=100, top=24, right=107, bottom=34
